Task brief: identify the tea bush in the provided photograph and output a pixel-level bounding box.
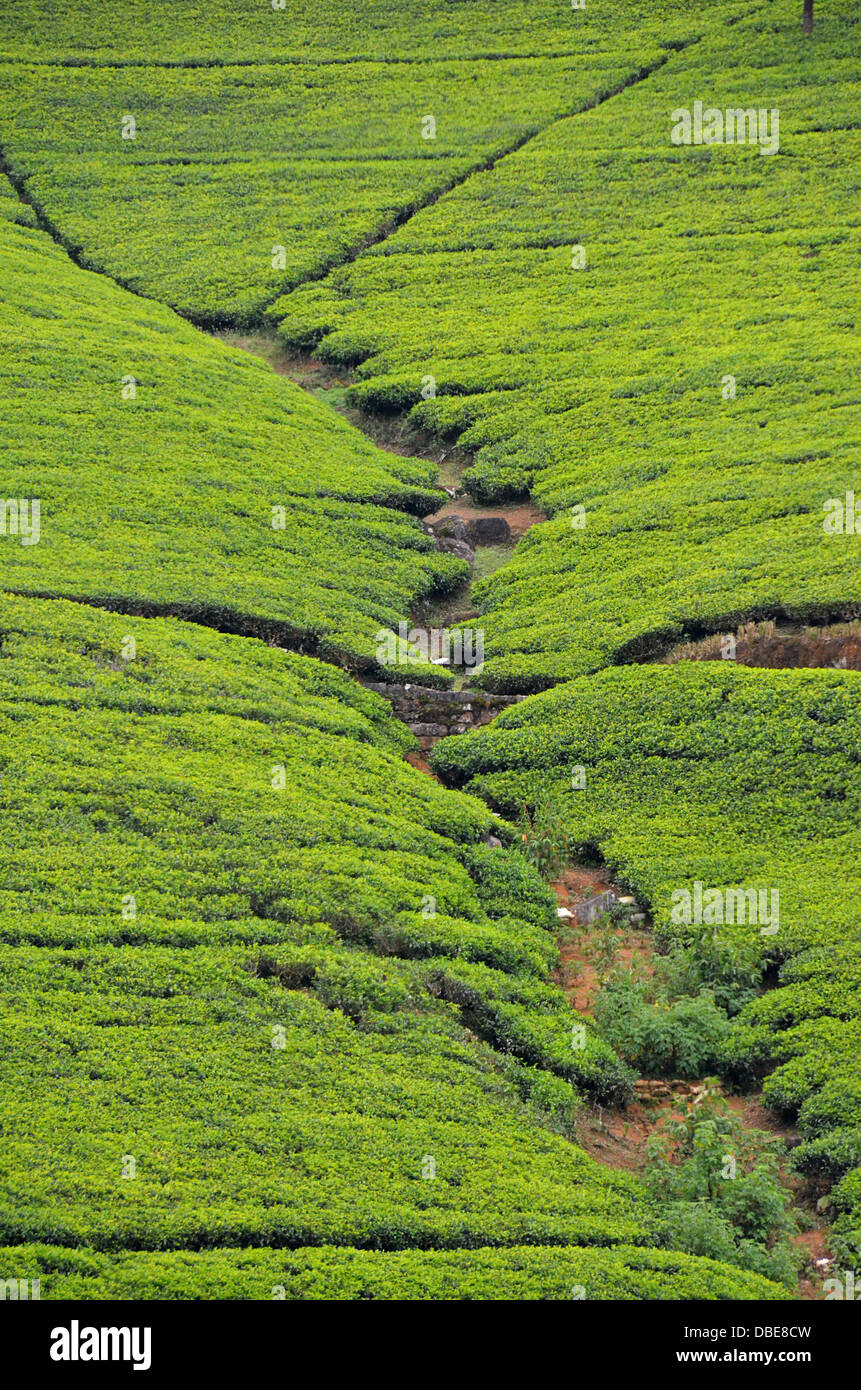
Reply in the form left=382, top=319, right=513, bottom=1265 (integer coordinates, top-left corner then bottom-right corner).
left=0, top=1242, right=785, bottom=1301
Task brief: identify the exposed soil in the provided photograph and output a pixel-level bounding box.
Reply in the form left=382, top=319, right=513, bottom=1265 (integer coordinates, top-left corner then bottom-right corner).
left=405, top=749, right=440, bottom=780
left=663, top=617, right=861, bottom=672
left=575, top=1069, right=832, bottom=1299
left=424, top=496, right=546, bottom=541
left=552, top=864, right=652, bottom=1014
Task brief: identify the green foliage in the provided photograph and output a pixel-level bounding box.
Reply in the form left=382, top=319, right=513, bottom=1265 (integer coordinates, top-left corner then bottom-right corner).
left=658, top=931, right=765, bottom=1019
left=594, top=927, right=765, bottom=1076
left=0, top=0, right=720, bottom=64
left=596, top=978, right=730, bottom=1080
left=516, top=793, right=571, bottom=879
left=0, top=2, right=729, bottom=324
left=0, top=941, right=650, bottom=1253
left=0, top=203, right=459, bottom=673
left=793, top=1128, right=861, bottom=1183
left=0, top=1241, right=786, bottom=1301
left=645, top=1088, right=800, bottom=1288
left=424, top=958, right=635, bottom=1105
left=277, top=0, right=860, bottom=690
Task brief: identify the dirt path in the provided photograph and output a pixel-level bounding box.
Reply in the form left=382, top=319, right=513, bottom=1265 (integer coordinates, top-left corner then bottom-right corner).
left=424, top=496, right=545, bottom=541
left=552, top=864, right=651, bottom=1014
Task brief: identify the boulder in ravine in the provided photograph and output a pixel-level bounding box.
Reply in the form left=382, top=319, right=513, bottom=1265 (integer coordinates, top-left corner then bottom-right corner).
left=429, top=515, right=470, bottom=544
left=467, top=516, right=511, bottom=546
left=439, top=538, right=475, bottom=566
left=426, top=517, right=474, bottom=566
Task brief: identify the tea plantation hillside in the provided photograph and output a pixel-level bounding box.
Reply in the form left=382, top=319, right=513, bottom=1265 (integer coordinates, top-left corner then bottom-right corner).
left=0, top=2, right=731, bottom=323
left=0, top=195, right=463, bottom=674
left=0, top=0, right=853, bottom=1307
left=431, top=662, right=861, bottom=1262
left=0, top=593, right=785, bottom=1299
left=275, top=0, right=860, bottom=690
left=0, top=0, right=745, bottom=64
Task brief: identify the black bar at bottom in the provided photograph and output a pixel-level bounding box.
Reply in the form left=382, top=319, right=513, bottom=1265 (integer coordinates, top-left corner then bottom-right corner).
left=5, top=1297, right=855, bottom=1378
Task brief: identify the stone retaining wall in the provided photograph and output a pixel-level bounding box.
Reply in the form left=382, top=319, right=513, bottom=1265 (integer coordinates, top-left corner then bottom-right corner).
left=363, top=681, right=523, bottom=751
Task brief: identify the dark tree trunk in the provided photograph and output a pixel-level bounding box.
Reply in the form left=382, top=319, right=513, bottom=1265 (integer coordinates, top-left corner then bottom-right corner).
left=803, top=0, right=814, bottom=34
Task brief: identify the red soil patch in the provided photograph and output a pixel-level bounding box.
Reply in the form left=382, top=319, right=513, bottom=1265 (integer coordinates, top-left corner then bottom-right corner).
left=551, top=865, right=652, bottom=1014
left=425, top=496, right=546, bottom=540
left=665, top=619, right=861, bottom=672
left=576, top=1080, right=710, bottom=1172
left=405, top=749, right=439, bottom=780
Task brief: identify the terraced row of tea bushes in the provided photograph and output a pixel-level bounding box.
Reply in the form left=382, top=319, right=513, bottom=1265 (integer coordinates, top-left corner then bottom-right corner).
left=0, top=201, right=463, bottom=676
left=0, top=0, right=734, bottom=68
left=0, top=53, right=647, bottom=322
left=276, top=0, right=861, bottom=690
left=0, top=173, right=35, bottom=226
left=0, top=1243, right=785, bottom=1301
left=0, top=943, right=637, bottom=1252
left=430, top=661, right=861, bottom=1236
left=0, top=594, right=720, bottom=1297
left=0, top=596, right=626, bottom=1096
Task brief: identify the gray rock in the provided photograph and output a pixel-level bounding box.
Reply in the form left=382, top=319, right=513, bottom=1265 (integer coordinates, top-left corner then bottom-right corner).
left=468, top=516, right=511, bottom=546
left=429, top=515, right=470, bottom=544
left=436, top=537, right=475, bottom=566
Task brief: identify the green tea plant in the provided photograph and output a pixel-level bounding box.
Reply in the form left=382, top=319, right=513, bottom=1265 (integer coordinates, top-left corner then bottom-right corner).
left=516, top=793, right=570, bottom=879
left=276, top=0, right=860, bottom=691
left=645, top=1086, right=800, bottom=1288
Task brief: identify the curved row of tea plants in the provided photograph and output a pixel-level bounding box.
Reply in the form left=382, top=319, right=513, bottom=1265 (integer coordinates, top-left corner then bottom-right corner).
left=0, top=199, right=464, bottom=676
left=430, top=660, right=861, bottom=1247
left=0, top=0, right=734, bottom=66
left=275, top=0, right=860, bottom=690
left=0, top=1242, right=784, bottom=1302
